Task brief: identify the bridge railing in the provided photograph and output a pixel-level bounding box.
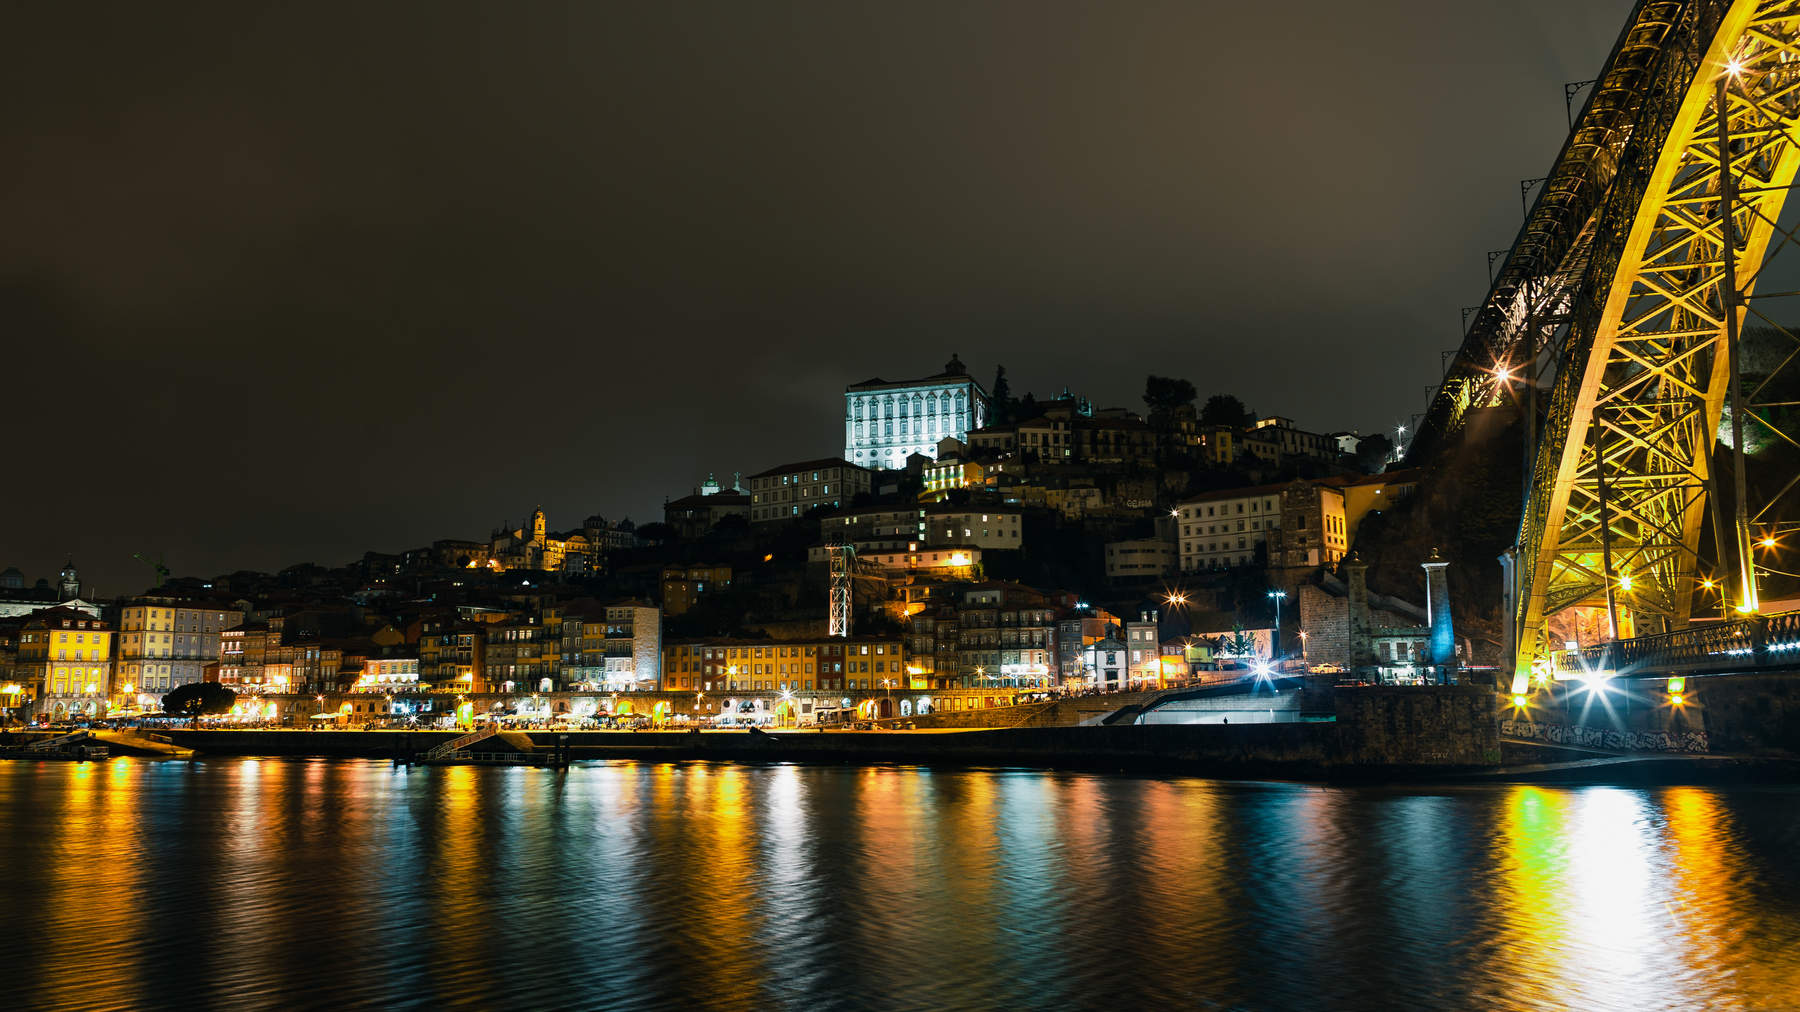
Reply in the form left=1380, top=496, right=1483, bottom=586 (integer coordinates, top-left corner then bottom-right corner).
left=1564, top=610, right=1800, bottom=675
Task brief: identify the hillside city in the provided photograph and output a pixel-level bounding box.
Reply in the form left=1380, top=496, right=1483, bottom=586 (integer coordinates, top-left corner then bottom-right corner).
left=0, top=354, right=1453, bottom=726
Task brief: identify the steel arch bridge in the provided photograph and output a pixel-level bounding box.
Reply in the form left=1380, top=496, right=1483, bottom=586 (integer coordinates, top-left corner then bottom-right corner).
left=1411, top=1, right=1800, bottom=692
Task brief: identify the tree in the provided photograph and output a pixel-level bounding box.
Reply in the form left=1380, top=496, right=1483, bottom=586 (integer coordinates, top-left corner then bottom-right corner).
left=991, top=365, right=1013, bottom=425
left=164, top=682, right=237, bottom=728
left=1143, top=375, right=1198, bottom=427
left=1199, top=394, right=1255, bottom=428
left=1014, top=391, right=1038, bottom=422
left=634, top=521, right=677, bottom=544
left=1354, top=432, right=1393, bottom=474
left=1224, top=625, right=1259, bottom=664
left=710, top=513, right=749, bottom=537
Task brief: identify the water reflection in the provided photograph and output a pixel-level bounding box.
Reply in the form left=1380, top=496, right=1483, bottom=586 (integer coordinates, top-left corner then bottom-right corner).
left=0, top=761, right=1796, bottom=1011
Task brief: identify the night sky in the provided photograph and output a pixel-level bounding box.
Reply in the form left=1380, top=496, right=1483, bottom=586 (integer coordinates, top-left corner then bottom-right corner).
left=3, top=1, right=1634, bottom=593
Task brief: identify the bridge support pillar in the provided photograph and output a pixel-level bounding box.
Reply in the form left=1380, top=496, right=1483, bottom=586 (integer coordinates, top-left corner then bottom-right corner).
left=1422, top=548, right=1456, bottom=684
left=1344, top=553, right=1376, bottom=679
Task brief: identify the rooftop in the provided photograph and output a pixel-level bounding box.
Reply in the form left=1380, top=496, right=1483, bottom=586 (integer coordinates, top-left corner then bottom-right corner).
left=747, top=457, right=870, bottom=480
left=845, top=354, right=987, bottom=395
left=666, top=491, right=750, bottom=508
left=666, top=634, right=905, bottom=648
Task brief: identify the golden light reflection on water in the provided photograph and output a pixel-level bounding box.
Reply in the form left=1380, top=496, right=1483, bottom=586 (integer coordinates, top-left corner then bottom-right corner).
left=1660, top=786, right=1798, bottom=1003
left=5, top=762, right=1799, bottom=1010
left=428, top=763, right=486, bottom=1001
left=1493, top=785, right=1800, bottom=1011
left=670, top=762, right=764, bottom=994
left=215, top=759, right=288, bottom=971
left=36, top=760, right=141, bottom=1010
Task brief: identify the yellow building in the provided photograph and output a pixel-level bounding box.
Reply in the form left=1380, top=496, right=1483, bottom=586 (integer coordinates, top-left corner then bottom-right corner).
left=116, top=598, right=241, bottom=708
left=417, top=620, right=485, bottom=693
left=1332, top=468, right=1422, bottom=547
left=1198, top=425, right=1237, bottom=466
left=18, top=606, right=113, bottom=719
left=488, top=507, right=599, bottom=574
left=662, top=637, right=904, bottom=692
left=921, top=458, right=986, bottom=501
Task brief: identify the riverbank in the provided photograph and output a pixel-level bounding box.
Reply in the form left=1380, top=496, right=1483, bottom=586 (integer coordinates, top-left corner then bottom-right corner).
left=147, top=723, right=1482, bottom=780
left=8, top=725, right=1787, bottom=784
left=136, top=720, right=1792, bottom=784
left=15, top=684, right=1794, bottom=782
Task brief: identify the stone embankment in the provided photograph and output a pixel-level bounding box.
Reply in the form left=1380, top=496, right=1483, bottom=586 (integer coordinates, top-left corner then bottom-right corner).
left=139, top=684, right=1499, bottom=779
left=1500, top=671, right=1800, bottom=757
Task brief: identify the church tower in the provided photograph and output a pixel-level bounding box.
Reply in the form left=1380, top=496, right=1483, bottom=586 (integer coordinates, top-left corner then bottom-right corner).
left=58, top=559, right=80, bottom=600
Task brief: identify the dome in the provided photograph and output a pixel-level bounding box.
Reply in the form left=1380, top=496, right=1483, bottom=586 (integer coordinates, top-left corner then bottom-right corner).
left=0, top=566, right=23, bottom=590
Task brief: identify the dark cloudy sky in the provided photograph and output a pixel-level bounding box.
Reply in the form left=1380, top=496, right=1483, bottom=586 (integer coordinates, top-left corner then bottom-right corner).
left=3, top=1, right=1633, bottom=593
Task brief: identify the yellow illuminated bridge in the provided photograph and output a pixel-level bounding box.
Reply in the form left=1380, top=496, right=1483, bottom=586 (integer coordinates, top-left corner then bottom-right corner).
left=1411, top=1, right=1800, bottom=692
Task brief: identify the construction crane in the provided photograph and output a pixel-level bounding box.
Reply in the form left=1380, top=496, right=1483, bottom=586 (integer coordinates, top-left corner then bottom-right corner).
left=827, top=541, right=853, bottom=637
left=132, top=552, right=170, bottom=589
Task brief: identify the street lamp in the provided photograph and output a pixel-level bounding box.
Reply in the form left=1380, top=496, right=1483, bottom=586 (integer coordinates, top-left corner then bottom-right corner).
left=1267, top=590, right=1288, bottom=662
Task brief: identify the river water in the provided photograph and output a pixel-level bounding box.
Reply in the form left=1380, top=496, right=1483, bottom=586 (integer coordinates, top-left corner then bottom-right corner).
left=3, top=759, right=1797, bottom=1011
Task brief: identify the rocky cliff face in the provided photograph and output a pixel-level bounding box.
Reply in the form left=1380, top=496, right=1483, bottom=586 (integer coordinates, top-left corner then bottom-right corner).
left=1356, top=409, right=1523, bottom=666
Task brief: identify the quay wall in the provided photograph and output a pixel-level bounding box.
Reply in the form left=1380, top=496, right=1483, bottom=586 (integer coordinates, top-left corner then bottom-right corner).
left=899, top=691, right=1166, bottom=730
left=1503, top=672, right=1800, bottom=756
left=1336, top=684, right=1499, bottom=765
left=139, top=685, right=1498, bottom=775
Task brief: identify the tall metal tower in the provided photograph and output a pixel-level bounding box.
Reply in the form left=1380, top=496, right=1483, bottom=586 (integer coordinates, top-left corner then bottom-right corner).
left=827, top=542, right=853, bottom=637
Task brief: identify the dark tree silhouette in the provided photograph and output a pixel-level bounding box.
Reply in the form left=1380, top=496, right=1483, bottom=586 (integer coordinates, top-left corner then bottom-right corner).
left=163, top=682, right=237, bottom=728
left=1355, top=433, right=1393, bottom=473
left=1200, top=394, right=1255, bottom=428
left=1143, top=375, right=1197, bottom=426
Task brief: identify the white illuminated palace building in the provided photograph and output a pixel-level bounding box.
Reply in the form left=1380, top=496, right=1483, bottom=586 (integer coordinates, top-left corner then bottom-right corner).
left=844, top=355, right=990, bottom=470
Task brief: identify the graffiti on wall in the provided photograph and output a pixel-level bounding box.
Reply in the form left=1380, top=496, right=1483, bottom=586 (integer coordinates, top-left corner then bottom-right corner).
left=1500, top=719, right=1709, bottom=754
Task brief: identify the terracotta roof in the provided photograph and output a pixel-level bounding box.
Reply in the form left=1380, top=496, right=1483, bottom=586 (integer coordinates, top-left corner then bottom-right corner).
left=747, top=457, right=870, bottom=480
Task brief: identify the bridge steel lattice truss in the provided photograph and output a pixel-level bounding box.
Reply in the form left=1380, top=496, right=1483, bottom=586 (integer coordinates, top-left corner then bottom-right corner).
left=1411, top=1, right=1800, bottom=691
